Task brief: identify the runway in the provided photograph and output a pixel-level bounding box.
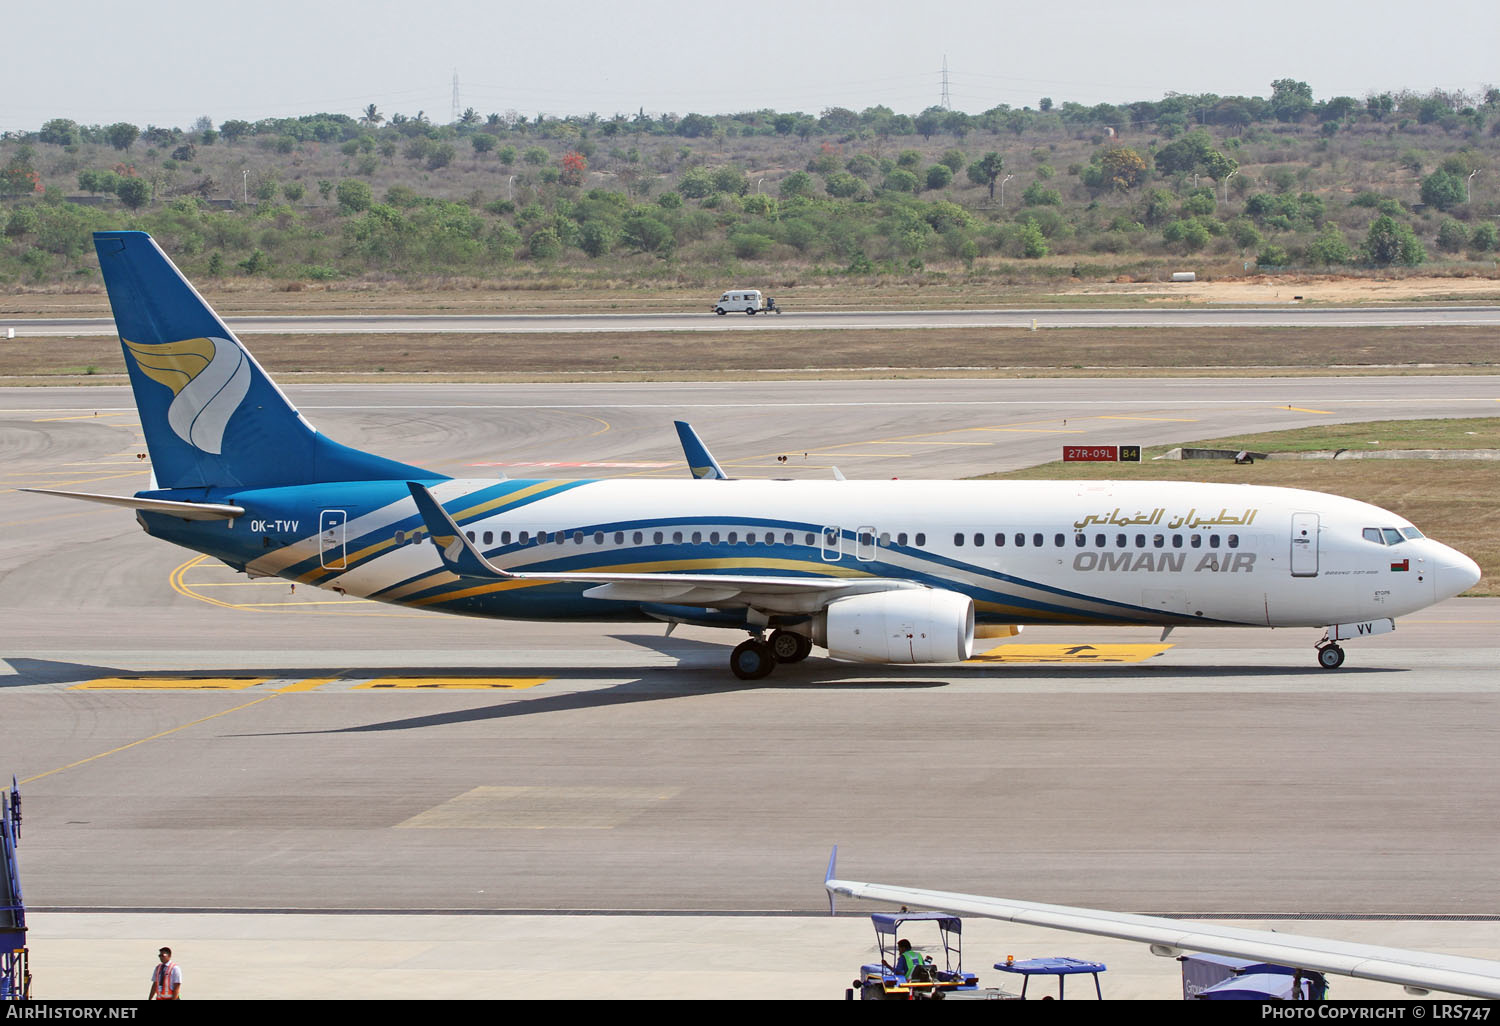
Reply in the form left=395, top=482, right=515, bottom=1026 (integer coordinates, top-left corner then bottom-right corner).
left=4, top=377, right=1498, bottom=999
left=9, top=304, right=1500, bottom=336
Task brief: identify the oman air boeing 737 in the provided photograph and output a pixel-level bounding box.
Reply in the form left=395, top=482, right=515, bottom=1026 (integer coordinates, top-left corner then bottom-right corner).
left=27, top=232, right=1482, bottom=679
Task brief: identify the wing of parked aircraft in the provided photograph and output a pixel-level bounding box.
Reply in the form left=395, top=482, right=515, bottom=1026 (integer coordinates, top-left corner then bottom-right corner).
left=823, top=849, right=1500, bottom=999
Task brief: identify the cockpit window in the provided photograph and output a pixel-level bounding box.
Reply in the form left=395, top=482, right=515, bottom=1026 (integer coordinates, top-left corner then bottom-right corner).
left=1382, top=528, right=1404, bottom=545
left=1362, top=528, right=1383, bottom=544
left=1400, top=527, right=1424, bottom=540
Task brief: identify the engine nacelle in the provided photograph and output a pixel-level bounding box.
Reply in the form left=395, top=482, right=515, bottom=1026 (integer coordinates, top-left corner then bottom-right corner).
left=814, top=589, right=974, bottom=664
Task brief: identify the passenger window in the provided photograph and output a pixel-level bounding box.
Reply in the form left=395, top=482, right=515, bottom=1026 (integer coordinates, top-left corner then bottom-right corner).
left=1209, top=535, right=1221, bottom=549
left=745, top=532, right=755, bottom=544
left=1152, top=534, right=1163, bottom=548
left=995, top=533, right=1006, bottom=547
left=1033, top=533, right=1043, bottom=547
left=915, top=533, right=926, bottom=546
left=673, top=531, right=683, bottom=544
left=954, top=533, right=964, bottom=547
left=1054, top=533, right=1064, bottom=547
left=973, top=533, right=984, bottom=547
left=710, top=531, right=720, bottom=544
left=1228, top=534, right=1239, bottom=548
left=1014, top=533, right=1025, bottom=547
left=1171, top=534, right=1182, bottom=548
left=1134, top=534, right=1145, bottom=548
left=632, top=531, right=642, bottom=545
left=519, top=531, right=530, bottom=544
left=805, top=533, right=816, bottom=545
left=692, top=531, right=702, bottom=544
left=1074, top=533, right=1086, bottom=547
left=729, top=531, right=739, bottom=544
left=1191, top=535, right=1202, bottom=548
left=501, top=531, right=512, bottom=544
left=1115, top=533, right=1126, bottom=548
left=465, top=531, right=474, bottom=542
left=1094, top=533, right=1105, bottom=548
left=1363, top=528, right=1383, bottom=544
left=653, top=531, right=663, bottom=544
left=897, top=532, right=908, bottom=545
left=879, top=532, right=890, bottom=546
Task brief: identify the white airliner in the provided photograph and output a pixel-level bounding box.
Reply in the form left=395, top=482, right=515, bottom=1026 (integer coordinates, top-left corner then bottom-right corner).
left=27, top=232, right=1482, bottom=679
left=824, top=849, right=1500, bottom=999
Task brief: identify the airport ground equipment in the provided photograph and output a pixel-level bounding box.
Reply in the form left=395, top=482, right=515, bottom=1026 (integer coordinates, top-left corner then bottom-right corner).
left=849, top=911, right=1016, bottom=1000
left=1, top=778, right=28, bottom=1001
left=992, top=955, right=1106, bottom=999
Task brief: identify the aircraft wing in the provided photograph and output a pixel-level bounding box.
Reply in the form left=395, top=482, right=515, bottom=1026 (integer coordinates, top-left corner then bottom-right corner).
left=22, top=487, right=245, bottom=521
left=407, top=482, right=917, bottom=611
left=823, top=849, right=1500, bottom=999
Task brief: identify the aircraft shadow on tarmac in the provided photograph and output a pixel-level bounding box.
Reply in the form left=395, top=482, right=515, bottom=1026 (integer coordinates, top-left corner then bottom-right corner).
left=4, top=642, right=1402, bottom=739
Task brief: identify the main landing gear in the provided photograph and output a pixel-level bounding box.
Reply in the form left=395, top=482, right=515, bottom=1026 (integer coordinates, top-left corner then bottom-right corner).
left=1316, top=643, right=1346, bottom=669
left=731, top=629, right=813, bottom=680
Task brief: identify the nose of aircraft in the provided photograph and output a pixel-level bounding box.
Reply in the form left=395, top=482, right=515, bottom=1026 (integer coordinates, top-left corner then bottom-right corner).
left=1433, top=548, right=1482, bottom=600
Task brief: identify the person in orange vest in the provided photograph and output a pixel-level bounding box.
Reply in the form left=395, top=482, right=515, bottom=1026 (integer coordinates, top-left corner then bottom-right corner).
left=148, top=947, right=181, bottom=1000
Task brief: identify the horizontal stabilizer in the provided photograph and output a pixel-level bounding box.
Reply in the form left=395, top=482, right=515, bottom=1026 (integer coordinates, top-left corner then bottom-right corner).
left=22, top=487, right=244, bottom=521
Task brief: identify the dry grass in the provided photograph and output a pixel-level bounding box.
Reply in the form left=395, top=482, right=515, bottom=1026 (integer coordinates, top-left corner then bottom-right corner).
left=5, top=324, right=1496, bottom=383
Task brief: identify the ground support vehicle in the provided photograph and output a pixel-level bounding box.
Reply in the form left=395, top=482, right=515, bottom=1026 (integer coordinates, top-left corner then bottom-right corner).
left=849, top=912, right=1016, bottom=1000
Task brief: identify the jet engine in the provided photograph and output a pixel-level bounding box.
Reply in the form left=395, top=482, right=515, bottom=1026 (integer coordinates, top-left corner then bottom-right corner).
left=814, top=589, right=974, bottom=664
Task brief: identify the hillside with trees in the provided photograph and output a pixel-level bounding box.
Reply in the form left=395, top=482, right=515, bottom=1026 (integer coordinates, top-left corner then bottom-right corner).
left=1, top=81, right=1497, bottom=292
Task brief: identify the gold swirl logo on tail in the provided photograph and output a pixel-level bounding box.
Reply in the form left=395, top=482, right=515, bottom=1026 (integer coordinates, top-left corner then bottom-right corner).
left=123, top=336, right=251, bottom=454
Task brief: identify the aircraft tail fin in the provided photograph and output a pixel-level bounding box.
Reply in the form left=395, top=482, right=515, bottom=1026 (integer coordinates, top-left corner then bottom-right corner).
left=93, top=231, right=436, bottom=491
left=674, top=420, right=729, bottom=480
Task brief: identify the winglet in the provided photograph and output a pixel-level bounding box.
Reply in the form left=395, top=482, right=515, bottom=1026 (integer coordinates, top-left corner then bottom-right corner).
left=825, top=845, right=838, bottom=916
left=674, top=421, right=729, bottom=480
left=406, top=482, right=514, bottom=581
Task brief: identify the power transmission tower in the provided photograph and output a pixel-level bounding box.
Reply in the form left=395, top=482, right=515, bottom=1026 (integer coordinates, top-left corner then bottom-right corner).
left=451, top=71, right=461, bottom=123
left=940, top=55, right=950, bottom=110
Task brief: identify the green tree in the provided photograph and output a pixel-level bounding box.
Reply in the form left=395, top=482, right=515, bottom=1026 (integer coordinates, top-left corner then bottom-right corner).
left=1469, top=222, right=1498, bottom=253
left=471, top=134, right=496, bottom=155
left=1420, top=169, right=1466, bottom=211
left=528, top=227, right=561, bottom=259
left=779, top=171, right=813, bottom=198
left=882, top=168, right=920, bottom=194
left=115, top=176, right=151, bottom=210
left=824, top=171, right=862, bottom=198
left=1016, top=220, right=1048, bottom=258
left=1363, top=215, right=1425, bottom=266
left=925, top=164, right=953, bottom=190
left=1270, top=78, right=1313, bottom=122
left=337, top=179, right=373, bottom=214
left=1435, top=219, right=1469, bottom=253
left=1304, top=223, right=1352, bottom=265
left=106, top=122, right=140, bottom=151
left=39, top=119, right=80, bottom=146
left=966, top=152, right=1005, bottom=200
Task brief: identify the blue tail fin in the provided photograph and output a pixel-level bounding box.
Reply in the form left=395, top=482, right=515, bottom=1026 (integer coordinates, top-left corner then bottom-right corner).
left=94, top=231, right=437, bottom=491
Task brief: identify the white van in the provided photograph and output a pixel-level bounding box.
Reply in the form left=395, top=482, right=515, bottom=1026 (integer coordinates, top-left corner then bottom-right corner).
left=711, top=290, right=778, bottom=315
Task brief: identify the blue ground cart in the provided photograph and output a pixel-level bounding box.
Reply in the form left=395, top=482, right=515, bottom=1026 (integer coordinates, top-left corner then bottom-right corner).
left=851, top=912, right=1017, bottom=1000
left=992, top=955, right=1107, bottom=999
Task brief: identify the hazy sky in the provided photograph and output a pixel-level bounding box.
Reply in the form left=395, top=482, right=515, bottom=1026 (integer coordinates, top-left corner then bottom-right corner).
left=8, top=0, right=1497, bottom=132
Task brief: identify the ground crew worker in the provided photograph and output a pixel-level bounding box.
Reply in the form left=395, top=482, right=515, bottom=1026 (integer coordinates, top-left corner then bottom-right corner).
left=890, top=938, right=925, bottom=978
left=148, top=947, right=181, bottom=1000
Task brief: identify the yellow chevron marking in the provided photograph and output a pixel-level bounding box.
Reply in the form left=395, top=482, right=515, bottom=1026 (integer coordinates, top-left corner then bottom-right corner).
left=71, top=677, right=268, bottom=690
left=968, top=643, right=1171, bottom=663
left=357, top=677, right=550, bottom=689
